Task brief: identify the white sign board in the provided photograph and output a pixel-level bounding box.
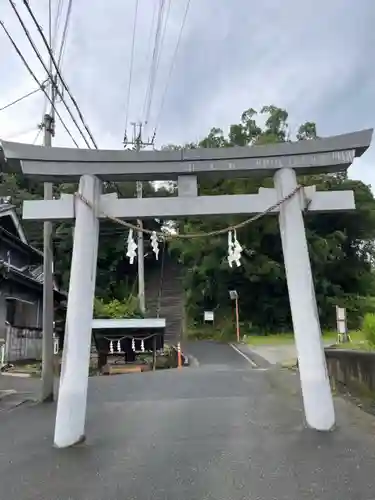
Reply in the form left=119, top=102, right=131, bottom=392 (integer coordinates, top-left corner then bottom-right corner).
left=53, top=335, right=59, bottom=355
left=336, top=306, right=347, bottom=334
left=204, top=311, right=214, bottom=322
left=336, top=307, right=346, bottom=321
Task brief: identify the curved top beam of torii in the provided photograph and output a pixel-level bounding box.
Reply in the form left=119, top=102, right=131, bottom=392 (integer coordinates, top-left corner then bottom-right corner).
left=0, top=128, right=372, bottom=182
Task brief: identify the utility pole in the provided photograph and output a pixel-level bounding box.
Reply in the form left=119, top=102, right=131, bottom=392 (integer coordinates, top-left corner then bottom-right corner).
left=41, top=76, right=55, bottom=402
left=124, top=122, right=154, bottom=315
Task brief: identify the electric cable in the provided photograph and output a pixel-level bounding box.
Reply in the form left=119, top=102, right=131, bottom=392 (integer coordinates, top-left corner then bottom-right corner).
left=0, top=20, right=79, bottom=147
left=7, top=1, right=92, bottom=148
left=143, top=0, right=166, bottom=125
left=57, top=0, right=73, bottom=71
left=0, top=84, right=46, bottom=113
left=152, top=0, right=192, bottom=141
left=20, top=0, right=98, bottom=148
left=123, top=0, right=139, bottom=142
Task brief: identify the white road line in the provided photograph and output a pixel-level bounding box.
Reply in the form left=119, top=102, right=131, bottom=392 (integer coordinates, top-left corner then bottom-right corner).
left=229, top=343, right=258, bottom=368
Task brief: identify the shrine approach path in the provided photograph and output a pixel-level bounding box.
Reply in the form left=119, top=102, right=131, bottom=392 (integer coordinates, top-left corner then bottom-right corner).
left=0, top=340, right=375, bottom=499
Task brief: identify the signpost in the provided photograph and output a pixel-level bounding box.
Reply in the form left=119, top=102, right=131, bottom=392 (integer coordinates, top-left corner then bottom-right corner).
left=336, top=306, right=350, bottom=343
left=0, top=128, right=372, bottom=447
left=229, top=290, right=240, bottom=342
left=204, top=311, right=214, bottom=323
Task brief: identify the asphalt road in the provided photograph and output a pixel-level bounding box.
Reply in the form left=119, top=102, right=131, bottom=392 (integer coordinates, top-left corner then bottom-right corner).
left=1, top=341, right=375, bottom=499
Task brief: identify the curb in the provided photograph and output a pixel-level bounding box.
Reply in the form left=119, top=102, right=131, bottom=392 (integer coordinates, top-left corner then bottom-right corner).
left=0, top=389, right=17, bottom=400
left=0, top=390, right=37, bottom=412
left=0, top=372, right=33, bottom=378
left=232, top=344, right=273, bottom=369
left=171, top=343, right=198, bottom=367
left=229, top=343, right=258, bottom=367
left=186, top=354, right=199, bottom=367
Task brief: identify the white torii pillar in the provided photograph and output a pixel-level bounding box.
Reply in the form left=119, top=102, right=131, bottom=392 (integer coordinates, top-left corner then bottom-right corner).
left=274, top=168, right=335, bottom=431
left=54, top=174, right=101, bottom=448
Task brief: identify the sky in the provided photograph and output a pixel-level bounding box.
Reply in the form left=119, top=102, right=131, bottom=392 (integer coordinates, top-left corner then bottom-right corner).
left=0, top=0, right=374, bottom=187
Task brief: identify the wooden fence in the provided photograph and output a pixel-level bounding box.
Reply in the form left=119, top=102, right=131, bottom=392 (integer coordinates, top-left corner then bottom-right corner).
left=3, top=325, right=43, bottom=363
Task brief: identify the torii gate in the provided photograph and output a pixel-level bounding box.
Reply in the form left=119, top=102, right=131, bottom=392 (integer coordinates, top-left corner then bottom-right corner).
left=0, top=129, right=372, bottom=448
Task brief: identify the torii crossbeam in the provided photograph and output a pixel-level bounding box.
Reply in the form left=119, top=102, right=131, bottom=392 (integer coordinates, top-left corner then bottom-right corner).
left=0, top=129, right=372, bottom=449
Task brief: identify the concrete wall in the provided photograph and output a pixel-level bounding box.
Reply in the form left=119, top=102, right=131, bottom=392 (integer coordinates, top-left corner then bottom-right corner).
left=325, top=348, right=375, bottom=394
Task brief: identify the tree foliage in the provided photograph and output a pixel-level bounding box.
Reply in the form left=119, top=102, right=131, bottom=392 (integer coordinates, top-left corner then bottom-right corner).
left=0, top=175, right=166, bottom=301
left=1, top=104, right=374, bottom=332
left=167, top=105, right=375, bottom=331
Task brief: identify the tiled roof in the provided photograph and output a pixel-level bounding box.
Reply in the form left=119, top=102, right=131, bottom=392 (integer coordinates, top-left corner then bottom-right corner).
left=28, top=264, right=44, bottom=283
left=0, top=261, right=66, bottom=297
left=27, top=264, right=63, bottom=293
left=0, top=202, right=15, bottom=213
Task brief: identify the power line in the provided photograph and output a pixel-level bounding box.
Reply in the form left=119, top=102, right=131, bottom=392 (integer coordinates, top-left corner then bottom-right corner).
left=154, top=0, right=172, bottom=81
left=4, top=125, right=39, bottom=141
left=57, top=0, right=73, bottom=71
left=33, top=126, right=43, bottom=145
left=144, top=1, right=158, bottom=75
left=44, top=0, right=64, bottom=116
left=39, top=0, right=63, bottom=127
left=40, top=0, right=66, bottom=119
left=123, top=0, right=139, bottom=142
left=48, top=0, right=54, bottom=105
left=143, top=0, right=171, bottom=138
left=21, top=0, right=98, bottom=149
left=7, top=0, right=91, bottom=148
left=52, top=0, right=64, bottom=53
left=143, top=0, right=167, bottom=125
left=0, top=84, right=46, bottom=113
left=48, top=0, right=53, bottom=61
left=152, top=0, right=192, bottom=141
left=0, top=20, right=79, bottom=147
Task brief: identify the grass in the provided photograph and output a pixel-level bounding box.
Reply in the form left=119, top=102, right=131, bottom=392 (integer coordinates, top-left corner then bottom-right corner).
left=244, top=333, right=295, bottom=345
left=334, top=342, right=375, bottom=352
left=187, top=323, right=236, bottom=342
left=244, top=330, right=369, bottom=347
left=188, top=321, right=375, bottom=352
left=279, top=331, right=373, bottom=371
left=244, top=330, right=338, bottom=346
left=330, top=330, right=375, bottom=352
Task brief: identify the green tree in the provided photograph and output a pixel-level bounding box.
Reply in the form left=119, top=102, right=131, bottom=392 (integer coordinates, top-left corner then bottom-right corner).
left=168, top=105, right=375, bottom=331
left=0, top=173, right=164, bottom=301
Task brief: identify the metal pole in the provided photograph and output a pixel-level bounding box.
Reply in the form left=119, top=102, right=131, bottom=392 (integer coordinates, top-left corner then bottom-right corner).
left=124, top=122, right=153, bottom=315
left=136, top=179, right=145, bottom=314
left=152, top=334, right=157, bottom=371
left=136, top=125, right=145, bottom=315
left=235, top=297, right=240, bottom=343
left=41, top=12, right=56, bottom=399
left=41, top=110, right=55, bottom=402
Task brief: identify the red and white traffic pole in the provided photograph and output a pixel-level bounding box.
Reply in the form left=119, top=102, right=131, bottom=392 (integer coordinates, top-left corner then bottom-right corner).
left=177, top=342, right=182, bottom=369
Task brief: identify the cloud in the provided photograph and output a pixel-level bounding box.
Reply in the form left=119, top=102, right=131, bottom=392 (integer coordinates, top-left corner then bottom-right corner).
left=0, top=0, right=374, bottom=186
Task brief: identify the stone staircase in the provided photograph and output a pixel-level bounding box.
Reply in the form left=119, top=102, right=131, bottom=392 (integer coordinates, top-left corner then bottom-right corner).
left=145, top=253, right=184, bottom=347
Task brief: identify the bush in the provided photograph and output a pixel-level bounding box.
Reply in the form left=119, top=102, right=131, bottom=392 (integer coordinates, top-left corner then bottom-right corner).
left=93, top=296, right=143, bottom=319
left=362, top=313, right=375, bottom=346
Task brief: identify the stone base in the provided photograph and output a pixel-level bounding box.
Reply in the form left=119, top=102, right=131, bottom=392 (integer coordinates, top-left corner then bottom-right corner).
left=101, top=364, right=143, bottom=375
